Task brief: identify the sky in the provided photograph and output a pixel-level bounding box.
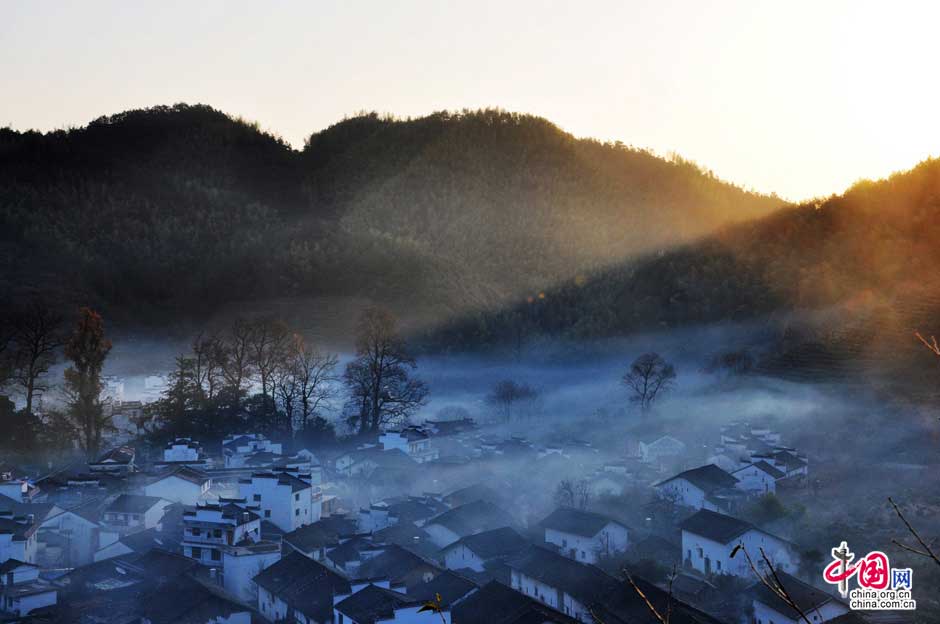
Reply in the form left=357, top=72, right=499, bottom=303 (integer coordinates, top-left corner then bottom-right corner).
left=3, top=0, right=939, bottom=201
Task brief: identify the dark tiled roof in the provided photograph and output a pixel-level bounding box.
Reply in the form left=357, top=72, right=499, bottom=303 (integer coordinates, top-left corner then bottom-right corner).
left=443, top=483, right=501, bottom=507
left=372, top=523, right=438, bottom=559
left=356, top=544, right=440, bottom=585
left=539, top=508, right=621, bottom=538
left=656, top=464, right=738, bottom=493
left=593, top=576, right=725, bottom=624
left=750, top=460, right=786, bottom=479
left=0, top=558, right=33, bottom=574
left=93, top=446, right=135, bottom=464
left=334, top=584, right=422, bottom=624
left=283, top=521, right=343, bottom=552
left=428, top=500, right=514, bottom=538
left=253, top=551, right=350, bottom=601
left=106, top=494, right=165, bottom=514
left=408, top=570, right=477, bottom=607
left=451, top=580, right=579, bottom=624
left=150, top=465, right=209, bottom=485
left=445, top=526, right=529, bottom=560
left=506, top=546, right=619, bottom=605
left=753, top=572, right=843, bottom=618
left=679, top=509, right=752, bottom=543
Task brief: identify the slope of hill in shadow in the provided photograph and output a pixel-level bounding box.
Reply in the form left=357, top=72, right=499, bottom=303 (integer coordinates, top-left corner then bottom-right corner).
left=0, top=104, right=781, bottom=325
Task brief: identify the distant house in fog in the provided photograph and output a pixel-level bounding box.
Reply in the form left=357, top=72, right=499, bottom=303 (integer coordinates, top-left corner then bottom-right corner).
left=379, top=427, right=439, bottom=463
left=654, top=464, right=741, bottom=512
left=222, top=434, right=283, bottom=468
left=539, top=508, right=629, bottom=564
left=89, top=446, right=136, bottom=474
left=731, top=460, right=785, bottom=495
left=159, top=437, right=206, bottom=466
left=638, top=435, right=686, bottom=466
left=424, top=500, right=515, bottom=548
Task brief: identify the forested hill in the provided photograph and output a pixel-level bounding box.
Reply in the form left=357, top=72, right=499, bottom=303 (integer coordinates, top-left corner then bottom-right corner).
left=0, top=103, right=781, bottom=324
left=427, top=158, right=940, bottom=388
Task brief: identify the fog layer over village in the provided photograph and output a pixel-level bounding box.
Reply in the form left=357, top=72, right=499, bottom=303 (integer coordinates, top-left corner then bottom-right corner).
left=1, top=305, right=936, bottom=624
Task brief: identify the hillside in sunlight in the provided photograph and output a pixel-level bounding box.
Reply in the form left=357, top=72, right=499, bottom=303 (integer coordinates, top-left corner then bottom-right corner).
left=427, top=158, right=940, bottom=391
left=0, top=104, right=781, bottom=324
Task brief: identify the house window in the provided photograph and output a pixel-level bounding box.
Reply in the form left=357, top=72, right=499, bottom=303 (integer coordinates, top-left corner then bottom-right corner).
left=295, top=509, right=300, bottom=516
left=213, top=529, right=221, bottom=538
left=717, top=561, right=721, bottom=571
left=265, top=510, right=271, bottom=518
left=211, top=549, right=221, bottom=561
left=295, top=493, right=300, bottom=501
left=192, top=527, right=201, bottom=536
left=192, top=547, right=202, bottom=559
left=253, top=494, right=261, bottom=502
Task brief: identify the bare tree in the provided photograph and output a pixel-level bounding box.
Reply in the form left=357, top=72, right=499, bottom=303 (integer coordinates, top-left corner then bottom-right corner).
left=287, top=334, right=338, bottom=432
left=222, top=318, right=255, bottom=402
left=10, top=301, right=64, bottom=416
left=575, top=478, right=592, bottom=510
left=554, top=479, right=576, bottom=508
left=246, top=317, right=289, bottom=414
left=888, top=496, right=940, bottom=570
left=343, top=307, right=428, bottom=434
left=486, top=379, right=537, bottom=422
left=622, top=353, right=676, bottom=412
left=192, top=332, right=226, bottom=400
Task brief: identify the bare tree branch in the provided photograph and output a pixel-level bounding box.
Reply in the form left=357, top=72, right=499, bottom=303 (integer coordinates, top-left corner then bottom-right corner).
left=888, top=497, right=940, bottom=570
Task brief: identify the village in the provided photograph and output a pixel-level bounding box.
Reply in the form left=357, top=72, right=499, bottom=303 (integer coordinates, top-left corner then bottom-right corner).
left=0, top=401, right=876, bottom=624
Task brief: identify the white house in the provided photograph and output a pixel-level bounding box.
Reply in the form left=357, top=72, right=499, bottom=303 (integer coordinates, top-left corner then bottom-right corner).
left=507, top=546, right=618, bottom=623
left=379, top=427, right=439, bottom=463
left=679, top=509, right=799, bottom=578
left=143, top=466, right=212, bottom=505
left=161, top=438, right=205, bottom=465
left=0, top=467, right=35, bottom=504
left=221, top=540, right=281, bottom=604
left=100, top=494, right=171, bottom=534
left=654, top=464, right=741, bottom=512
left=539, top=508, right=629, bottom=564
left=0, top=559, right=56, bottom=617
left=424, top=500, right=515, bottom=548
left=252, top=551, right=351, bottom=624
left=238, top=472, right=314, bottom=532
left=731, top=461, right=785, bottom=495
left=223, top=434, right=283, bottom=468
left=182, top=503, right=261, bottom=567
left=753, top=571, right=849, bottom=624
left=333, top=583, right=432, bottom=624
left=0, top=512, right=39, bottom=565
left=638, top=435, right=687, bottom=466
left=38, top=507, right=100, bottom=567
left=440, top=526, right=528, bottom=572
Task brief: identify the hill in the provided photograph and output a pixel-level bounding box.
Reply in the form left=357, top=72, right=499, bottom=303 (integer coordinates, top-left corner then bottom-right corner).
left=0, top=104, right=780, bottom=325
left=426, top=158, right=940, bottom=391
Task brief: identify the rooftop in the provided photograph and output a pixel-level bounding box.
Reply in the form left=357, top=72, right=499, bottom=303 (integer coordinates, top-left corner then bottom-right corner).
left=679, top=509, right=754, bottom=544
left=656, top=464, right=739, bottom=493
left=539, top=507, right=623, bottom=538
